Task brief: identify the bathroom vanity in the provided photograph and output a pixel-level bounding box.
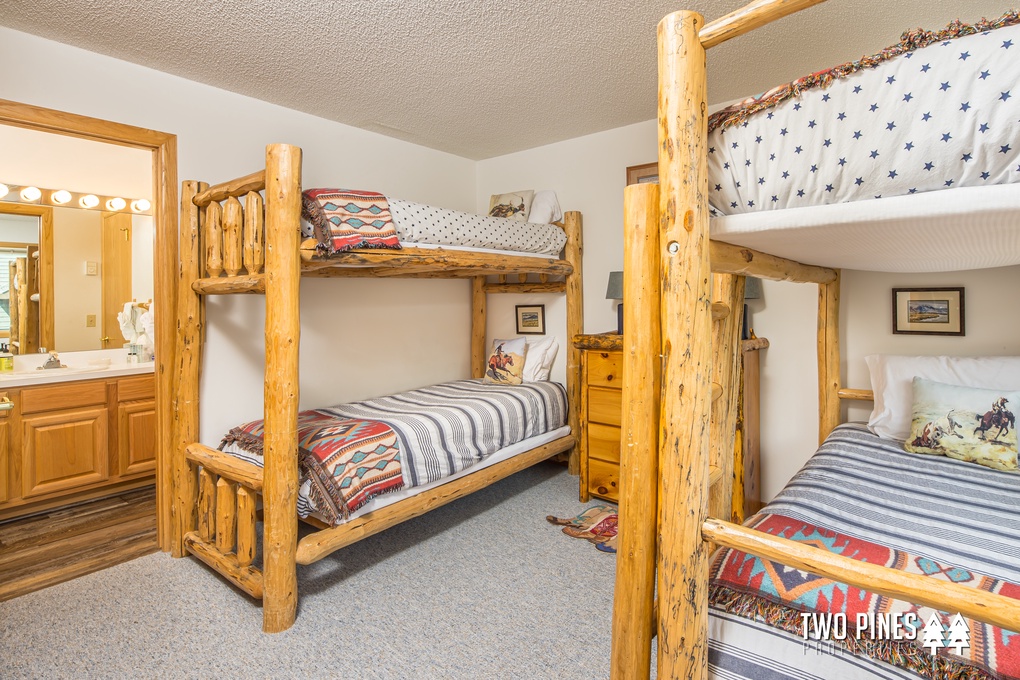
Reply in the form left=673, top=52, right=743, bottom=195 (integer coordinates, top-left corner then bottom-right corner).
left=0, top=357, right=155, bottom=522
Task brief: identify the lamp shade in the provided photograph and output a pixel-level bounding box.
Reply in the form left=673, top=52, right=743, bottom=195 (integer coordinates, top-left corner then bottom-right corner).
left=606, top=271, right=624, bottom=300
left=744, top=276, right=763, bottom=300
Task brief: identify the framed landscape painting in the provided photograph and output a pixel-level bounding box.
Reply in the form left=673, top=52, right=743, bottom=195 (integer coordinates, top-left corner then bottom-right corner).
left=515, top=304, right=545, bottom=335
left=892, top=287, right=965, bottom=336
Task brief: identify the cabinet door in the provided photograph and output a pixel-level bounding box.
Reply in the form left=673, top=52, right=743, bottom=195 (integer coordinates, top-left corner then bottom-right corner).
left=22, top=407, right=109, bottom=498
left=118, top=399, right=156, bottom=476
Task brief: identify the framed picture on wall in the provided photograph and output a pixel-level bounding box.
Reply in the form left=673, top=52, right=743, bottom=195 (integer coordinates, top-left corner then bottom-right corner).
left=515, top=304, right=546, bottom=335
left=892, top=287, right=965, bottom=336
left=626, top=162, right=658, bottom=185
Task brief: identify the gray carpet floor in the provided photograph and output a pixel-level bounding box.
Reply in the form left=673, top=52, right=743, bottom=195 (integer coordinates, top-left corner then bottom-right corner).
left=0, top=463, right=620, bottom=679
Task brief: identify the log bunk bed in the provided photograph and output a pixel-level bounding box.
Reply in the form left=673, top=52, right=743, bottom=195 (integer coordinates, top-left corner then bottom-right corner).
left=612, top=1, right=1020, bottom=678
left=169, top=145, right=583, bottom=632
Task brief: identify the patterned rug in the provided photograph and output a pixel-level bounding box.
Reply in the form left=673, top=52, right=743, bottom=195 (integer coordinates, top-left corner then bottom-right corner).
left=547, top=505, right=618, bottom=553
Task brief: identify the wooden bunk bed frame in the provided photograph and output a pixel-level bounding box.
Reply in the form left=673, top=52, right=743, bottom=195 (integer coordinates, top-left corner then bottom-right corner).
left=611, top=1, right=1020, bottom=677
left=169, top=144, right=583, bottom=632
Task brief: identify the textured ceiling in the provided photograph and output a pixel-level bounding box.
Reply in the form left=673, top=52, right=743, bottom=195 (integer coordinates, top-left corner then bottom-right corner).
left=1, top=0, right=1014, bottom=159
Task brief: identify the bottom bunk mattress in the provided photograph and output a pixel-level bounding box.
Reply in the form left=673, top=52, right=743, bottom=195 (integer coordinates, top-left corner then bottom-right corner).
left=219, top=379, right=568, bottom=525
left=709, top=422, right=1020, bottom=679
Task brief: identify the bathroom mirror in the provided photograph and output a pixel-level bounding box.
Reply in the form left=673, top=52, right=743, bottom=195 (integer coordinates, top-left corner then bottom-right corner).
left=0, top=123, right=154, bottom=352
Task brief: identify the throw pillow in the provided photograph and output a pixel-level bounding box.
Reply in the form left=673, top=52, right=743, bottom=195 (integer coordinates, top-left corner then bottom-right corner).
left=904, top=377, right=1019, bottom=473
left=528, top=190, right=563, bottom=224
left=523, top=336, right=558, bottom=382
left=483, top=337, right=527, bottom=385
left=488, top=190, right=534, bottom=221
left=865, top=354, right=1020, bottom=441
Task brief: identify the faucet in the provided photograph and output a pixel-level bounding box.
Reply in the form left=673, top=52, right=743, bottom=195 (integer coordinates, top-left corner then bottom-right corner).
left=39, top=351, right=65, bottom=370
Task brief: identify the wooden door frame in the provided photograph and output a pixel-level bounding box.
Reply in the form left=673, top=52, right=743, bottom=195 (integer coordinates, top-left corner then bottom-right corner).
left=0, top=203, right=55, bottom=350
left=0, top=99, right=178, bottom=551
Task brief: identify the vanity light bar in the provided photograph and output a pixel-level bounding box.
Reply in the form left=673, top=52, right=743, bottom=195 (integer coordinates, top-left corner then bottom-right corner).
left=0, top=181, right=152, bottom=215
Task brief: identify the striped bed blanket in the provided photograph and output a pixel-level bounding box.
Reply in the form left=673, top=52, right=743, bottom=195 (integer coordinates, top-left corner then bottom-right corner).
left=220, top=379, right=568, bottom=524
left=709, top=423, right=1020, bottom=679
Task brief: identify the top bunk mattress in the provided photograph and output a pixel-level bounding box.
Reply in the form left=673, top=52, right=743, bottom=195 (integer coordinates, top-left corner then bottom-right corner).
left=703, top=13, right=1020, bottom=271
left=302, top=189, right=568, bottom=258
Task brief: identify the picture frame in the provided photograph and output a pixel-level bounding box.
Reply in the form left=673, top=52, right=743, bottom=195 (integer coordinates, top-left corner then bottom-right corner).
left=626, top=162, right=658, bottom=186
left=892, top=287, right=965, bottom=336
left=515, top=304, right=546, bottom=335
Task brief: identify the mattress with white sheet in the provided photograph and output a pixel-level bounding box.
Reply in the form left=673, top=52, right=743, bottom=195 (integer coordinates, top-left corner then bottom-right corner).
left=702, top=14, right=1020, bottom=272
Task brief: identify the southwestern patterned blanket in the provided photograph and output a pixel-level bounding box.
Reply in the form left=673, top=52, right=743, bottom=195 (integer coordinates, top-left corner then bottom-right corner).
left=219, top=379, right=568, bottom=525
left=709, top=423, right=1020, bottom=679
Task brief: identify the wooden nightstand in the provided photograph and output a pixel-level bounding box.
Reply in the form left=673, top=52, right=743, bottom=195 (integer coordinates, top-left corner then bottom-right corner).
left=574, top=333, right=623, bottom=503
left=573, top=333, right=767, bottom=512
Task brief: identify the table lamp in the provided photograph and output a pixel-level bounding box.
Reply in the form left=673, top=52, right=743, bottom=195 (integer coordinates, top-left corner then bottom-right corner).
left=606, top=270, right=624, bottom=335
left=743, top=276, right=763, bottom=339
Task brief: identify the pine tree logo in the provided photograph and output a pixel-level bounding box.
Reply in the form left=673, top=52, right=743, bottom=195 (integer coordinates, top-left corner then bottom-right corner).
left=946, top=614, right=971, bottom=654
left=920, top=612, right=971, bottom=656
left=921, top=613, right=946, bottom=656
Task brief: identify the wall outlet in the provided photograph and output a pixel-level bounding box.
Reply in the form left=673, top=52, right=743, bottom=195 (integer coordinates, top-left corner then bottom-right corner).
left=85, top=261, right=98, bottom=276
left=86, top=314, right=96, bottom=327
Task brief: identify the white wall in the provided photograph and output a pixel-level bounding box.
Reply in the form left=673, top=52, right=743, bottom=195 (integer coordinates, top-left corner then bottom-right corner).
left=478, top=122, right=1020, bottom=503
left=52, top=207, right=102, bottom=351
left=476, top=120, right=658, bottom=385
left=1, top=27, right=476, bottom=442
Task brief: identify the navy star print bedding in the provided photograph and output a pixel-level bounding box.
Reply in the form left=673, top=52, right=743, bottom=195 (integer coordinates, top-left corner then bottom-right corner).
left=707, top=14, right=1020, bottom=216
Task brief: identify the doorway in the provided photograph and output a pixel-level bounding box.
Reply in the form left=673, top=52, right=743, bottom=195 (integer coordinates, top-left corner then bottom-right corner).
left=0, top=99, right=178, bottom=552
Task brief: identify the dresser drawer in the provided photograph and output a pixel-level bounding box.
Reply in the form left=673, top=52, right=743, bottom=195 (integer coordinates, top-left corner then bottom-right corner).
left=587, top=458, right=619, bottom=502
left=586, top=351, right=622, bottom=388
left=588, top=386, right=621, bottom=427
left=587, top=422, right=620, bottom=463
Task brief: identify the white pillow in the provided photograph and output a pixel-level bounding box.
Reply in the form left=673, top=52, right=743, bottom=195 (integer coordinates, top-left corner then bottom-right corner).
left=866, top=354, right=1020, bottom=440
left=523, top=336, right=559, bottom=382
left=527, top=190, right=563, bottom=224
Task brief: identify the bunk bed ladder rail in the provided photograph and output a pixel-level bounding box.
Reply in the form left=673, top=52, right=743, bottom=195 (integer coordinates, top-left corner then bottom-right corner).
left=182, top=444, right=264, bottom=598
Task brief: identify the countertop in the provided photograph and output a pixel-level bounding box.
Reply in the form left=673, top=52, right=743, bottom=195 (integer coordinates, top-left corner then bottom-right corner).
left=0, top=354, right=155, bottom=388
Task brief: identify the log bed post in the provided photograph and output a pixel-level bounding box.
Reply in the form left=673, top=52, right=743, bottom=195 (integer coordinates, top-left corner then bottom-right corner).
left=262, top=143, right=302, bottom=633
left=708, top=273, right=745, bottom=521
left=563, top=211, right=583, bottom=474
left=171, top=179, right=207, bottom=557
left=656, top=10, right=712, bottom=679
left=818, top=271, right=841, bottom=443
left=611, top=183, right=660, bottom=677
left=471, top=276, right=487, bottom=378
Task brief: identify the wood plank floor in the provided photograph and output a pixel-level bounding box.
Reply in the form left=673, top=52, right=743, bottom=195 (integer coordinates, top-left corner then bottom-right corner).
left=0, top=487, right=158, bottom=602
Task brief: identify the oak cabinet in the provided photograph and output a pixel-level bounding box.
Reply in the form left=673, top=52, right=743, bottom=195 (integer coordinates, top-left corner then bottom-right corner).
left=0, top=373, right=155, bottom=522
left=22, top=406, right=109, bottom=498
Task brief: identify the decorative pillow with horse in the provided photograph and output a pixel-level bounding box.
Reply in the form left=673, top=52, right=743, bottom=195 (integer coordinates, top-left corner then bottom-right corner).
left=483, top=337, right=527, bottom=386
left=904, top=377, right=1019, bottom=473
left=488, top=190, right=534, bottom=222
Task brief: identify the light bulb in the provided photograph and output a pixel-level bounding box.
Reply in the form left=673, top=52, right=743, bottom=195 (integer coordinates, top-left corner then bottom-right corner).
left=106, top=197, right=127, bottom=211
left=79, top=194, right=100, bottom=209
left=20, top=186, right=41, bottom=202
left=0, top=184, right=8, bottom=199
left=130, top=198, right=151, bottom=212
left=51, top=190, right=72, bottom=204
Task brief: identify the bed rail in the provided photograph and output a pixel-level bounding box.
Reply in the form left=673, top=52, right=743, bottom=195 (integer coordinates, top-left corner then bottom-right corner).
left=180, top=444, right=263, bottom=598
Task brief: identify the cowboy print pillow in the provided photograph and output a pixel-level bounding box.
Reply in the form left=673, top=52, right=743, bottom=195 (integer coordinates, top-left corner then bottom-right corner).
left=482, top=337, right=527, bottom=386
left=904, top=377, right=1020, bottom=472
